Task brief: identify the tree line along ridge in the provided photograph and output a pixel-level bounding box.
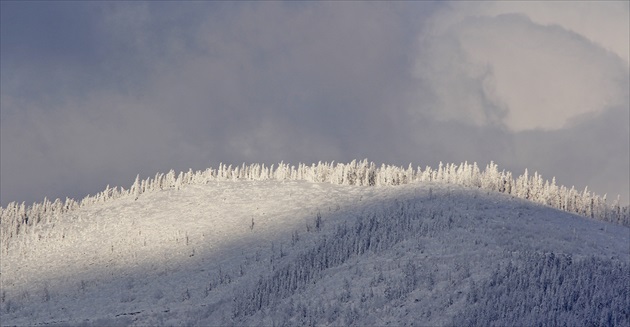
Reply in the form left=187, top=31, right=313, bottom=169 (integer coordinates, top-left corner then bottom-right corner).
left=1, top=159, right=628, bottom=245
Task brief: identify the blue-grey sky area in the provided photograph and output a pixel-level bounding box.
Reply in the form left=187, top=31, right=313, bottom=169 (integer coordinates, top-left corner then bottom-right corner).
left=1, top=1, right=629, bottom=206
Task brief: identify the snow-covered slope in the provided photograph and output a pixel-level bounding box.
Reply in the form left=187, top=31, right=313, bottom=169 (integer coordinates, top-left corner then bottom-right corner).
left=2, top=175, right=628, bottom=326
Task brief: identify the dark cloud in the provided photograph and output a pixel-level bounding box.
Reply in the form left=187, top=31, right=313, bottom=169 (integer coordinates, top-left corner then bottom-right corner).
left=1, top=2, right=628, bottom=206
left=510, top=105, right=630, bottom=203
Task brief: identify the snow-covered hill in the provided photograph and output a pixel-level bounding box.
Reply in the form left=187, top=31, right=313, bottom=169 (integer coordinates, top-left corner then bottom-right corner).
left=1, top=161, right=629, bottom=326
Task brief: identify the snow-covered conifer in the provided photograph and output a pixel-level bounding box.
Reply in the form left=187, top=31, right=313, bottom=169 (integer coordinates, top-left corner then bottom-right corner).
left=131, top=174, right=141, bottom=200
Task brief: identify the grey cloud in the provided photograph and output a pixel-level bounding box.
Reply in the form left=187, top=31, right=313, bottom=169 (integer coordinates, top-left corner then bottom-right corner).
left=1, top=2, right=431, bottom=205
left=461, top=1, right=630, bottom=65
left=140, top=2, right=421, bottom=161
left=404, top=3, right=629, bottom=203
left=411, top=11, right=628, bottom=131
left=1, top=1, right=628, bottom=207
left=510, top=104, right=629, bottom=204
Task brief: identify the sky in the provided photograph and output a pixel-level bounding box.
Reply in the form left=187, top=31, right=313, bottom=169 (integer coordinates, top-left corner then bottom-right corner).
left=1, top=1, right=629, bottom=207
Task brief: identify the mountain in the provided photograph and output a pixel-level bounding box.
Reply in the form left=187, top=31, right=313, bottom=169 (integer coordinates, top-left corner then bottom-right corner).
left=1, top=161, right=628, bottom=326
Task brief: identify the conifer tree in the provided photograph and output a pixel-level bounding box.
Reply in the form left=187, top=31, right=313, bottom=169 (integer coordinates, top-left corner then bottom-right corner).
left=132, top=174, right=141, bottom=200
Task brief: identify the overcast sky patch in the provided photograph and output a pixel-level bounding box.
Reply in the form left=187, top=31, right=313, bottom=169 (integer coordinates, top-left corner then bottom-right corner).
left=1, top=1, right=628, bottom=206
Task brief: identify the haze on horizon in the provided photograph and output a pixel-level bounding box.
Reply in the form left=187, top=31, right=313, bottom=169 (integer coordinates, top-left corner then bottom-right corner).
left=1, top=1, right=628, bottom=207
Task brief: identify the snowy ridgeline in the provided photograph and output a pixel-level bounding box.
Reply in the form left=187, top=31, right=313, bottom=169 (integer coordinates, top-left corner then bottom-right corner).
left=1, top=160, right=628, bottom=245
left=1, top=181, right=628, bottom=326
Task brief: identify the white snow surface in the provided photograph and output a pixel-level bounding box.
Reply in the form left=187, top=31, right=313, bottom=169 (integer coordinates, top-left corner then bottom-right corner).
left=1, top=180, right=629, bottom=326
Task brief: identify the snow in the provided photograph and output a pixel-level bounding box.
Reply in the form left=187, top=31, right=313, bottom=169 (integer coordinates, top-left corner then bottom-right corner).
left=1, top=179, right=628, bottom=326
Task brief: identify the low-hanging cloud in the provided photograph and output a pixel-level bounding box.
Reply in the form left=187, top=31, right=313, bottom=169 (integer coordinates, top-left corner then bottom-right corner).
left=1, top=1, right=628, bottom=206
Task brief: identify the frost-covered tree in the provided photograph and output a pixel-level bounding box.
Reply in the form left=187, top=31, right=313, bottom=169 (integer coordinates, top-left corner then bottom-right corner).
left=131, top=175, right=141, bottom=200
left=2, top=159, right=628, bottom=252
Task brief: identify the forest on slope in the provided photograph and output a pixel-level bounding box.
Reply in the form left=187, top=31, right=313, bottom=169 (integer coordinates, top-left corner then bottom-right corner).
left=1, top=160, right=628, bottom=326
left=2, top=160, right=628, bottom=251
